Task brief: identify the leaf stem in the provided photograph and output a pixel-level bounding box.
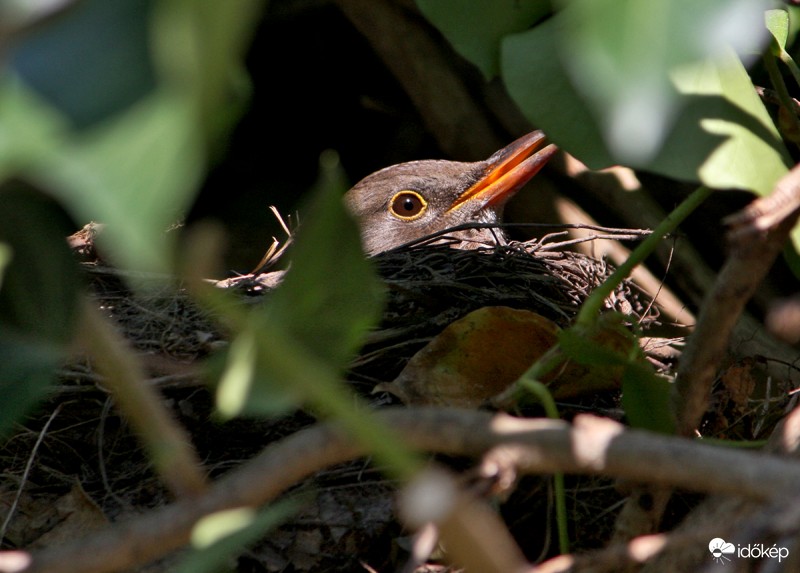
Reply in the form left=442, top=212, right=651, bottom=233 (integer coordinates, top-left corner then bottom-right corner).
left=517, top=376, right=569, bottom=555
left=764, top=51, right=800, bottom=143
left=576, top=185, right=713, bottom=325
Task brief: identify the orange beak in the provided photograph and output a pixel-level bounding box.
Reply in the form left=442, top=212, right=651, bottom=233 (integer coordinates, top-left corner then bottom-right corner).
left=448, top=131, right=557, bottom=213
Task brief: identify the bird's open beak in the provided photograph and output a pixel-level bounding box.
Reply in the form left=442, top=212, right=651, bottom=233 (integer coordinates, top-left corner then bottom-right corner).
left=448, top=131, right=557, bottom=213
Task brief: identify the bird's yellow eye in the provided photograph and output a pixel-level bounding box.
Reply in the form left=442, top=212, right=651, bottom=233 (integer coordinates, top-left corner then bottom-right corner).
left=389, top=190, right=427, bottom=220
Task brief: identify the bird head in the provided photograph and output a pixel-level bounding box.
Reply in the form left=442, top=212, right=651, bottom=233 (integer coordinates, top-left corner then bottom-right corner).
left=344, top=130, right=557, bottom=255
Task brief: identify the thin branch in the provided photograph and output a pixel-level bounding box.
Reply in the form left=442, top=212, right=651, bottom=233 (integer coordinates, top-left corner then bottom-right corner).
left=0, top=403, right=64, bottom=544
left=79, top=299, right=208, bottom=498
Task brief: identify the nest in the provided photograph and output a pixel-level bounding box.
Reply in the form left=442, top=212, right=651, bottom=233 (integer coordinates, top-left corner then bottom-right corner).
left=1, top=232, right=788, bottom=572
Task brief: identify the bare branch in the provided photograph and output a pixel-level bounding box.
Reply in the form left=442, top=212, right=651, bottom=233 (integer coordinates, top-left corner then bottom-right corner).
left=674, top=165, right=800, bottom=437
left=15, top=409, right=800, bottom=573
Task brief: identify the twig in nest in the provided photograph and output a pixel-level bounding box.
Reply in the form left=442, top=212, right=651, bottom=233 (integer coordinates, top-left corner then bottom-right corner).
left=0, top=403, right=64, bottom=545
left=249, top=205, right=296, bottom=275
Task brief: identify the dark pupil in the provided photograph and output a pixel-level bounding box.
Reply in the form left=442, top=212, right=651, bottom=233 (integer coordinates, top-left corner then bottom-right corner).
left=393, top=193, right=423, bottom=216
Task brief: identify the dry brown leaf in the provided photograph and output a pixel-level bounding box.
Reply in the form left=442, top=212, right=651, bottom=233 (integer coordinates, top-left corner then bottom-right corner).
left=375, top=306, right=559, bottom=407
left=28, top=482, right=108, bottom=548
left=720, top=358, right=758, bottom=410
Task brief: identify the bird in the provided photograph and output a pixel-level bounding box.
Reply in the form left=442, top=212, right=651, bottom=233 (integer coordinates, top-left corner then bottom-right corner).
left=344, top=131, right=557, bottom=255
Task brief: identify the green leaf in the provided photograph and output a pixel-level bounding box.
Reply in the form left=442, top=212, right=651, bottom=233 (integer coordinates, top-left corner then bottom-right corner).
left=0, top=76, right=69, bottom=182
left=766, top=9, right=790, bottom=51
left=151, top=0, right=262, bottom=141
left=0, top=183, right=82, bottom=344
left=621, top=362, right=675, bottom=434
left=415, top=0, right=549, bottom=78
left=0, top=0, right=264, bottom=275
left=267, top=151, right=384, bottom=370
left=10, top=0, right=156, bottom=128
left=0, top=243, right=10, bottom=290
left=502, top=11, right=790, bottom=194
left=216, top=152, right=384, bottom=418
left=43, top=91, right=205, bottom=273
left=666, top=52, right=790, bottom=196
left=0, top=334, right=64, bottom=438
left=177, top=498, right=300, bottom=573
left=0, top=184, right=82, bottom=437
left=557, top=317, right=638, bottom=367
left=501, top=18, right=614, bottom=168
left=214, top=323, right=298, bottom=418
left=556, top=0, right=771, bottom=164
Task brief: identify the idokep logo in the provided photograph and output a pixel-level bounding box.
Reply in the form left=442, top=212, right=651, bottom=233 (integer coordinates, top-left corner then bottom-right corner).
left=709, top=538, right=735, bottom=564
left=708, top=537, right=789, bottom=565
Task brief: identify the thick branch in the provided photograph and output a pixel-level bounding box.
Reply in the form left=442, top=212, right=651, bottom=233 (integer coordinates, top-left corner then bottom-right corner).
left=15, top=409, right=800, bottom=573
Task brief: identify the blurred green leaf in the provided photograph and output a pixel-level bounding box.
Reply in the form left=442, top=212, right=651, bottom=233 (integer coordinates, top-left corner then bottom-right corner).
left=152, top=0, right=262, bottom=142
left=502, top=18, right=614, bottom=167
left=621, top=362, right=675, bottom=434
left=0, top=243, right=10, bottom=290
left=0, top=334, right=64, bottom=438
left=217, top=152, right=384, bottom=417
left=0, top=184, right=82, bottom=437
left=0, top=81, right=203, bottom=273
left=267, top=151, right=384, bottom=370
left=0, top=0, right=264, bottom=275
left=177, top=498, right=300, bottom=573
left=0, top=76, right=68, bottom=182
left=556, top=0, right=771, bottom=163
left=0, top=183, right=81, bottom=343
left=42, top=92, right=204, bottom=273
left=215, top=322, right=298, bottom=418
left=415, top=0, right=549, bottom=78
left=502, top=11, right=789, bottom=194
left=10, top=0, right=156, bottom=128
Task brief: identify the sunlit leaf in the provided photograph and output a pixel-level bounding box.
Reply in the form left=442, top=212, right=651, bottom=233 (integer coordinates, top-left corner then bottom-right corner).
left=415, top=0, right=549, bottom=78
left=177, top=498, right=299, bottom=573
left=663, top=52, right=790, bottom=195
left=502, top=10, right=789, bottom=194
left=556, top=0, right=771, bottom=163
left=766, top=9, right=790, bottom=51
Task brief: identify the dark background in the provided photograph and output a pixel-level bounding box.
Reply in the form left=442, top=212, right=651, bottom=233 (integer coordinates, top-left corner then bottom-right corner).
left=188, top=1, right=443, bottom=271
